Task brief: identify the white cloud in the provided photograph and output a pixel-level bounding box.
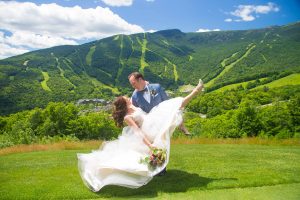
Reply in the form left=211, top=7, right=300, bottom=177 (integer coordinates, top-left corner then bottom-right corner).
left=0, top=31, right=28, bottom=59
left=146, top=0, right=155, bottom=2
left=0, top=1, right=144, bottom=58
left=196, top=28, right=221, bottom=33
left=228, top=2, right=279, bottom=22
left=101, top=0, right=133, bottom=7
left=146, top=29, right=157, bottom=33
left=0, top=44, right=29, bottom=60
left=0, top=1, right=143, bottom=39
left=256, top=3, right=279, bottom=13
left=4, top=31, right=78, bottom=49
left=224, top=18, right=233, bottom=22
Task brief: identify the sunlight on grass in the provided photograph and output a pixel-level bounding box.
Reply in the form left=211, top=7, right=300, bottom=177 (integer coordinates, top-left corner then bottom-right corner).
left=173, top=64, right=179, bottom=82
left=40, top=71, right=51, bottom=92
left=116, top=35, right=125, bottom=82
left=221, top=52, right=239, bottom=67
left=162, top=57, right=179, bottom=82
left=0, top=140, right=102, bottom=156
left=0, top=143, right=299, bottom=199
left=56, top=58, right=76, bottom=89
left=255, top=73, right=300, bottom=89
left=113, top=35, right=119, bottom=41
left=84, top=73, right=120, bottom=94
left=171, top=137, right=300, bottom=146
left=86, top=45, right=96, bottom=66
left=136, top=34, right=149, bottom=73
left=1, top=138, right=299, bottom=156
left=206, top=44, right=256, bottom=88
left=213, top=77, right=267, bottom=92
left=127, top=35, right=134, bottom=57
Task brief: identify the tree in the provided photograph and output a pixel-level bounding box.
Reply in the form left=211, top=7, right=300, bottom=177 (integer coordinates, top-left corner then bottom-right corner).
left=68, top=112, right=120, bottom=140
left=258, top=102, right=293, bottom=137
left=288, top=95, right=300, bottom=133
left=235, top=100, right=261, bottom=137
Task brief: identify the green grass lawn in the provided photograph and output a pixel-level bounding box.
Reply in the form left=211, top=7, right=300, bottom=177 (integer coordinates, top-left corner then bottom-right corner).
left=0, top=144, right=300, bottom=199
left=255, top=73, right=300, bottom=90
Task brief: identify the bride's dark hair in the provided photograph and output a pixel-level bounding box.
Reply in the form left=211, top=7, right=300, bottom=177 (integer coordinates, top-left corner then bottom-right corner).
left=112, top=96, right=128, bottom=127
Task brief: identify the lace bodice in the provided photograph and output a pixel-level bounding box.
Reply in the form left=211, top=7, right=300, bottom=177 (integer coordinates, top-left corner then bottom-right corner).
left=126, top=107, right=146, bottom=127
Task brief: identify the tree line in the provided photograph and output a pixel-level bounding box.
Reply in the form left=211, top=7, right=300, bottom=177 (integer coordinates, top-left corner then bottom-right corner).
left=0, top=85, right=299, bottom=148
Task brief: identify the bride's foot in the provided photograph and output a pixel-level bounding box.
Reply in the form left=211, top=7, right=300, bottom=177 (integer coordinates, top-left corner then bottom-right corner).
left=193, top=79, right=204, bottom=93
left=180, top=128, right=191, bottom=136
left=180, top=79, right=205, bottom=109
left=183, top=130, right=192, bottom=136
left=179, top=124, right=192, bottom=136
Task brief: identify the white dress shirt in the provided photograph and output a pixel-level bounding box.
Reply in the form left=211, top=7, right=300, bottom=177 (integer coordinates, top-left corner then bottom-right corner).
left=142, top=85, right=151, bottom=103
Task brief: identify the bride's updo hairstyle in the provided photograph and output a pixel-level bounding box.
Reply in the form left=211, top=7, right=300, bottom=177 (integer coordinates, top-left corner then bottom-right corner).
left=112, top=96, right=128, bottom=127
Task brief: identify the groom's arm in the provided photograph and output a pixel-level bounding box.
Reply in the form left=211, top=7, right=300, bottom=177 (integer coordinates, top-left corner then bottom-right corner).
left=158, top=85, right=169, bottom=101
left=131, top=92, right=138, bottom=107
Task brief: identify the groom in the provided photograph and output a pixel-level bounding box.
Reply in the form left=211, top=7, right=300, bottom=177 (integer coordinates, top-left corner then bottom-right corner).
left=128, top=72, right=191, bottom=133
left=128, top=72, right=168, bottom=113
left=128, top=72, right=190, bottom=176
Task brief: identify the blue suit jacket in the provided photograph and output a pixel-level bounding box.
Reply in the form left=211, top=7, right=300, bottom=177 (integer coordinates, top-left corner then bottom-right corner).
left=131, top=83, right=168, bottom=113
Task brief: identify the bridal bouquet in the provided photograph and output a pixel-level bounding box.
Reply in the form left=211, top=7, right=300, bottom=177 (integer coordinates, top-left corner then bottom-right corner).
left=140, top=147, right=167, bottom=169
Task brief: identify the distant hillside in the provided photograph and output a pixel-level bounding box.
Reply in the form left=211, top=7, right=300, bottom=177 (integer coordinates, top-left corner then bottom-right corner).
left=0, top=22, right=300, bottom=115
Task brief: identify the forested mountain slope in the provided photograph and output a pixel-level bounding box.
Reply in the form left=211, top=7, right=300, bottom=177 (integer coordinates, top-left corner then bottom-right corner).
left=0, top=22, right=299, bottom=115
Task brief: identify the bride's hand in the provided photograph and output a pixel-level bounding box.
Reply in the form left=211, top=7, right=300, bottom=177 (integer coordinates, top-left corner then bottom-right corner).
left=149, top=143, right=156, bottom=149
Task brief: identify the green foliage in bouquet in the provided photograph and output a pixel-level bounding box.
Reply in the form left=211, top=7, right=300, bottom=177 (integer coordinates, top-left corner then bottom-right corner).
left=140, top=147, right=167, bottom=169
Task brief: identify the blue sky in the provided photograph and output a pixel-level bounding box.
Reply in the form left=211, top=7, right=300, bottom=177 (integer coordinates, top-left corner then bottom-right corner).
left=0, top=0, right=299, bottom=58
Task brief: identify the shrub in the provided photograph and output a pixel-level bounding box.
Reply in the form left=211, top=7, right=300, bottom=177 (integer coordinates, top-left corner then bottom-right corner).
left=68, top=112, right=120, bottom=140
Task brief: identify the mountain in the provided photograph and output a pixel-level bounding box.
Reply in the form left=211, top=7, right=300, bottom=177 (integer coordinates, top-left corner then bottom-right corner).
left=0, top=22, right=300, bottom=115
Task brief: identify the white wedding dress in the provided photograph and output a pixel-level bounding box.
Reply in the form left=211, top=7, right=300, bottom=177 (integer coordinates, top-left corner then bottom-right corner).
left=77, top=97, right=184, bottom=192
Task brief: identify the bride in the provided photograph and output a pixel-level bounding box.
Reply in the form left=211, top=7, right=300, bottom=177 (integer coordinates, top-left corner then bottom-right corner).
left=77, top=79, right=204, bottom=192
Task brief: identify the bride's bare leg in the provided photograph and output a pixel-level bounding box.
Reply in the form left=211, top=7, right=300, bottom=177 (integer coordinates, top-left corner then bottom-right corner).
left=180, top=79, right=204, bottom=109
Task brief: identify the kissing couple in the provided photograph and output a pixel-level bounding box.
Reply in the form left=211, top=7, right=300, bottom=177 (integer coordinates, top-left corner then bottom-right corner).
left=77, top=72, right=204, bottom=192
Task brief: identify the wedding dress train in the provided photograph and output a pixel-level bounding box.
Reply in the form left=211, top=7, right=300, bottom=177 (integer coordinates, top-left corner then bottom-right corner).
left=77, top=97, right=183, bottom=192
